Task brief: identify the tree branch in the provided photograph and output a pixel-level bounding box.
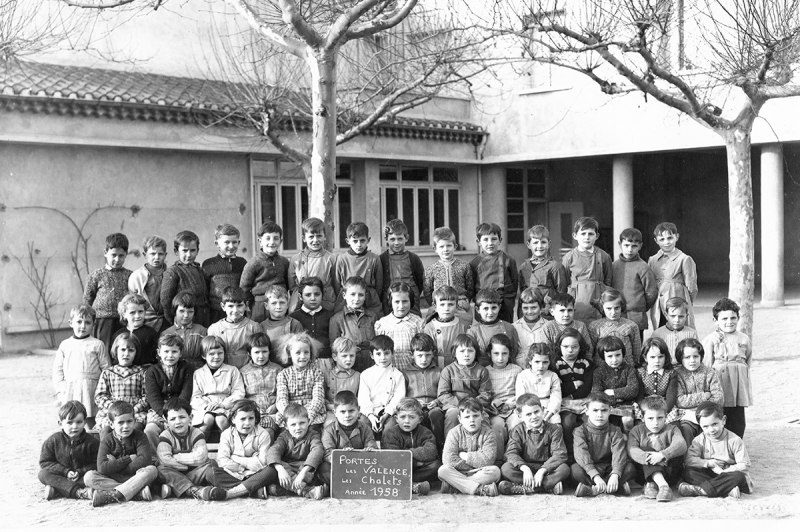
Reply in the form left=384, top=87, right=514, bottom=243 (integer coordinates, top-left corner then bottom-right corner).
left=61, top=0, right=137, bottom=7
left=223, top=0, right=306, bottom=57
left=341, top=0, right=418, bottom=43
left=278, top=0, right=322, bottom=48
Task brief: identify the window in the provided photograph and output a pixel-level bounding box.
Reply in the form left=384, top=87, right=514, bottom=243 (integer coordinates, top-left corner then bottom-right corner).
left=506, top=167, right=547, bottom=244
left=379, top=164, right=461, bottom=248
left=521, top=8, right=567, bottom=90
left=251, top=160, right=352, bottom=252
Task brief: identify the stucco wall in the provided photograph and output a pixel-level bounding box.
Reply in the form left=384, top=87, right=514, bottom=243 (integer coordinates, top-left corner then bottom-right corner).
left=0, top=143, right=250, bottom=351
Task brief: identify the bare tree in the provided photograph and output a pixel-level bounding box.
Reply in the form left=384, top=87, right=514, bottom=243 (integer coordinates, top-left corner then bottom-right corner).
left=61, top=0, right=495, bottom=244
left=1, top=0, right=89, bottom=60
left=485, top=0, right=800, bottom=335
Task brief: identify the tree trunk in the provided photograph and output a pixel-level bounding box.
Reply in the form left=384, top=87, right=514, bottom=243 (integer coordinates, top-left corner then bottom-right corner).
left=307, top=47, right=338, bottom=249
left=721, top=126, right=755, bottom=337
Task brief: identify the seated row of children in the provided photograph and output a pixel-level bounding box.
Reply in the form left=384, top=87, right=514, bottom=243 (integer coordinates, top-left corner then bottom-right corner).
left=41, top=389, right=751, bottom=506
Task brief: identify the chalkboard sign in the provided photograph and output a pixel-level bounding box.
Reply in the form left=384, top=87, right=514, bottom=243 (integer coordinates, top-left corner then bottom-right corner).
left=330, top=449, right=413, bottom=501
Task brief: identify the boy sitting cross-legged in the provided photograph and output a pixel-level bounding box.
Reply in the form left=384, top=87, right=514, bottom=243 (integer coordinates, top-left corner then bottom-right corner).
left=382, top=397, right=442, bottom=496
left=679, top=401, right=753, bottom=499
left=626, top=395, right=687, bottom=502
left=266, top=403, right=328, bottom=500
left=84, top=401, right=158, bottom=507
left=157, top=397, right=226, bottom=501
left=207, top=286, right=261, bottom=369
left=470, top=288, right=519, bottom=367
left=317, top=391, right=377, bottom=488
left=499, top=393, right=569, bottom=496
left=402, top=333, right=444, bottom=448
left=570, top=392, right=635, bottom=497
left=438, top=397, right=501, bottom=497
left=38, top=400, right=99, bottom=501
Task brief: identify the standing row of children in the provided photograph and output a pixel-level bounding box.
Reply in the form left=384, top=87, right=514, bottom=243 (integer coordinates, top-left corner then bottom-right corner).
left=46, top=214, right=752, bottom=504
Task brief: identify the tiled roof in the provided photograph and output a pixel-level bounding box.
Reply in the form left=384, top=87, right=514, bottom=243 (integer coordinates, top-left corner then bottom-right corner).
left=0, top=60, right=485, bottom=144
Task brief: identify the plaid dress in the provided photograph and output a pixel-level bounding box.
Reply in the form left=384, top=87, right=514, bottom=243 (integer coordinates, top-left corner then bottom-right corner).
left=275, top=365, right=326, bottom=426
left=374, top=313, right=424, bottom=371
left=240, top=361, right=282, bottom=425
left=633, top=367, right=680, bottom=423
left=94, top=364, right=148, bottom=429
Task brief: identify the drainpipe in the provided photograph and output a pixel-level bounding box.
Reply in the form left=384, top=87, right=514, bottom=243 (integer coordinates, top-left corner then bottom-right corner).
left=475, top=131, right=489, bottom=225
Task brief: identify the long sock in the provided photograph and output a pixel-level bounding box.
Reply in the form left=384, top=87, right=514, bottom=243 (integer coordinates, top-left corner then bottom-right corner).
left=226, top=484, right=249, bottom=499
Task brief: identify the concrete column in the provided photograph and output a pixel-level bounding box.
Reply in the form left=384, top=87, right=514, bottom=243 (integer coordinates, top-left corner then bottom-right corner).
left=363, top=160, right=382, bottom=254
left=760, top=144, right=785, bottom=307
left=612, top=155, right=634, bottom=257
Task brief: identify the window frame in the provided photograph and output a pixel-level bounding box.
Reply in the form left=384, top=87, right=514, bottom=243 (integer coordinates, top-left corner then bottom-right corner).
left=378, top=163, right=462, bottom=250
left=506, top=166, right=549, bottom=245
left=250, top=158, right=353, bottom=254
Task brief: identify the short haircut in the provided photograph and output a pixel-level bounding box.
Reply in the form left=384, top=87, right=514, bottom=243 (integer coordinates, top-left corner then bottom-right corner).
left=171, top=290, right=196, bottom=311
left=619, top=228, right=643, bottom=244
left=476, top=222, right=502, bottom=238
left=342, top=276, right=367, bottom=292
left=384, top=219, right=408, bottom=239
left=458, top=396, right=484, bottom=414
left=387, top=281, right=414, bottom=309
left=639, top=395, right=667, bottom=415
left=410, top=332, right=437, bottom=354
left=451, top=334, right=481, bottom=358
left=69, top=304, right=96, bottom=322
left=585, top=391, right=611, bottom=407
left=695, top=401, right=724, bottom=422
left=665, top=297, right=688, bottom=313
left=229, top=399, right=260, bottom=425
left=333, top=390, right=358, bottom=409
left=142, top=235, right=167, bottom=253
left=370, top=334, right=395, bottom=353
left=549, top=292, right=575, bottom=309
left=264, top=284, right=289, bottom=301
left=215, top=224, right=240, bottom=239
left=432, top=285, right=458, bottom=303
left=301, top=217, right=325, bottom=235
left=283, top=332, right=318, bottom=362
left=108, top=400, right=134, bottom=422
left=596, top=335, right=627, bottom=361
left=58, top=400, right=87, bottom=421
left=597, top=287, right=627, bottom=313
left=527, top=225, right=550, bottom=242
left=284, top=402, right=309, bottom=420
left=640, top=337, right=673, bottom=369
left=332, top=337, right=357, bottom=356
left=117, top=293, right=148, bottom=323
left=110, top=331, right=142, bottom=360
left=221, top=286, right=246, bottom=304
left=174, top=230, right=199, bottom=253
left=555, top=328, right=588, bottom=361
left=712, top=297, right=740, bottom=319
left=346, top=221, right=369, bottom=239
left=519, top=287, right=545, bottom=307
left=158, top=332, right=184, bottom=350
left=432, top=226, right=456, bottom=246
left=475, top=288, right=501, bottom=306
left=244, top=332, right=271, bottom=352
left=258, top=221, right=283, bottom=239
left=105, top=233, right=129, bottom=252
left=298, top=276, right=324, bottom=293
left=164, top=397, right=192, bottom=417
left=487, top=333, right=515, bottom=361
left=395, top=397, right=423, bottom=416
left=515, top=393, right=542, bottom=411
left=201, top=335, right=226, bottom=357
left=675, top=338, right=704, bottom=365
left=654, top=222, right=678, bottom=236
left=573, top=216, right=599, bottom=234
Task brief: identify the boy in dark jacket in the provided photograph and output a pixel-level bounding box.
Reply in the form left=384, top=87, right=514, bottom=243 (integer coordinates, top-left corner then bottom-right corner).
left=84, top=401, right=158, bottom=507
left=317, top=391, right=376, bottom=487
left=38, top=400, right=99, bottom=500
left=266, top=403, right=327, bottom=499
left=382, top=397, right=441, bottom=495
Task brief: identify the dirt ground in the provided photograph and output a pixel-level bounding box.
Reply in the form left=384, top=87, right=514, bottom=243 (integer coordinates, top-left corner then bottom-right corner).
left=3, top=302, right=800, bottom=529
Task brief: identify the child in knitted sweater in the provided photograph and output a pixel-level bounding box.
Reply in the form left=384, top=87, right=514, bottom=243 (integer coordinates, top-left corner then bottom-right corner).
left=83, top=232, right=132, bottom=352
left=240, top=221, right=290, bottom=323
left=161, top=230, right=210, bottom=327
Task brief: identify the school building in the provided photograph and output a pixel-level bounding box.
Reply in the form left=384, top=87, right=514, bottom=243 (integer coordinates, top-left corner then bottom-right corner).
left=1, top=6, right=798, bottom=351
